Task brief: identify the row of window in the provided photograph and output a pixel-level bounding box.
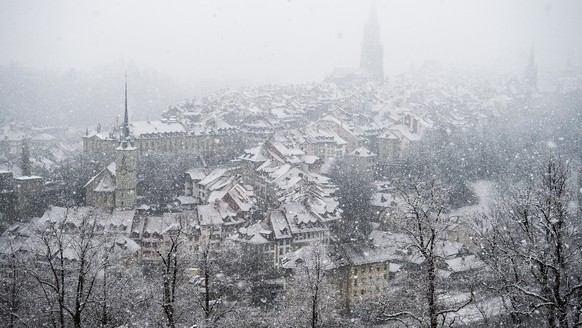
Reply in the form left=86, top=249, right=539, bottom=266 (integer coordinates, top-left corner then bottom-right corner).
left=353, top=285, right=383, bottom=297
left=353, top=271, right=395, bottom=287
left=295, top=231, right=325, bottom=241
left=353, top=263, right=388, bottom=276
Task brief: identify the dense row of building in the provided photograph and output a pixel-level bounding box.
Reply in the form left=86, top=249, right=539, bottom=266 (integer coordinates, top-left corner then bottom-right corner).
left=3, top=3, right=581, bottom=321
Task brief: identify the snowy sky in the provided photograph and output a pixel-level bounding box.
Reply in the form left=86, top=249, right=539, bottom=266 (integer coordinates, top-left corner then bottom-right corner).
left=1, top=0, right=580, bottom=84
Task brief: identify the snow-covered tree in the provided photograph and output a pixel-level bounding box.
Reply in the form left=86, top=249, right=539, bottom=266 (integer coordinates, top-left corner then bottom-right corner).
left=376, top=179, right=473, bottom=327
left=194, top=236, right=239, bottom=327
left=477, top=155, right=582, bottom=327
left=25, top=208, right=113, bottom=328
left=282, top=245, right=342, bottom=328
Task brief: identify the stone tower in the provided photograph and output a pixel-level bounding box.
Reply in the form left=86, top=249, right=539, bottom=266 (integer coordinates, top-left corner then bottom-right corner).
left=360, top=2, right=384, bottom=80
left=115, top=73, right=137, bottom=210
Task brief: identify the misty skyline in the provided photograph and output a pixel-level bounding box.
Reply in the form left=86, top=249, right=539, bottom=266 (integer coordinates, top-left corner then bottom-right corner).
left=1, top=0, right=581, bottom=84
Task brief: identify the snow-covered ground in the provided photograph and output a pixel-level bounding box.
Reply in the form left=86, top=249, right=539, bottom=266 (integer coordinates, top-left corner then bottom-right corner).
left=444, top=296, right=509, bottom=325
left=450, top=180, right=497, bottom=218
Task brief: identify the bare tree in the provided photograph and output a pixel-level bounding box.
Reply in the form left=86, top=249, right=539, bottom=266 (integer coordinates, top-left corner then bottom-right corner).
left=477, top=155, right=582, bottom=327
left=282, top=245, right=340, bottom=328
left=0, top=241, right=31, bottom=328
left=194, top=233, right=238, bottom=327
left=26, top=208, right=110, bottom=328
left=377, top=179, right=473, bottom=327
left=152, top=220, right=236, bottom=328
left=149, top=214, right=205, bottom=328
left=91, top=238, right=147, bottom=328
left=157, top=225, right=182, bottom=328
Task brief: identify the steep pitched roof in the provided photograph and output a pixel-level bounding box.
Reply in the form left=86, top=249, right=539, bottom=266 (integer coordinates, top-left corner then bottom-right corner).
left=84, top=161, right=116, bottom=189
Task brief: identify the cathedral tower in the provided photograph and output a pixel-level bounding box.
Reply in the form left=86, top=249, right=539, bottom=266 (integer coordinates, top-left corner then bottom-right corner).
left=115, top=73, right=137, bottom=209
left=360, top=2, right=384, bottom=80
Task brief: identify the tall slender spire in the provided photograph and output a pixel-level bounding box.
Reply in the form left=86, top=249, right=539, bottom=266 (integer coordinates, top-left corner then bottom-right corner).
left=123, top=71, right=130, bottom=140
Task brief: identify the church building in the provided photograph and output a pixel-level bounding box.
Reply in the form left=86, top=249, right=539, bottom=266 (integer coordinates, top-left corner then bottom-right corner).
left=328, top=2, right=385, bottom=82
left=85, top=75, right=137, bottom=211
left=359, top=2, right=384, bottom=80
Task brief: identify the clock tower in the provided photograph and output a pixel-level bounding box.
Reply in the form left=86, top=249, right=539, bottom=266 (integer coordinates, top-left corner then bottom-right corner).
left=115, top=73, right=137, bottom=209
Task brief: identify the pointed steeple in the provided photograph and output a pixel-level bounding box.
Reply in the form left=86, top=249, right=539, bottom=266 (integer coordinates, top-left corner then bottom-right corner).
left=123, top=71, right=130, bottom=141
left=114, top=71, right=137, bottom=210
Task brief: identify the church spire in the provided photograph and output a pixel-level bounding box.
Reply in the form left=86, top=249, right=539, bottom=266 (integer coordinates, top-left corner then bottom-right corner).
left=114, top=71, right=137, bottom=210
left=123, top=71, right=130, bottom=141
left=360, top=1, right=384, bottom=80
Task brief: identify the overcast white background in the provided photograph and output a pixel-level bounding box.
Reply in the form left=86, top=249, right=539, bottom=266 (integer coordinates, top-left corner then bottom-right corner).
left=1, top=0, right=580, bottom=84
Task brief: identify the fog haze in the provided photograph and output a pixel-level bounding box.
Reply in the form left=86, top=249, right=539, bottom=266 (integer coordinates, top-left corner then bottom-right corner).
left=1, top=0, right=580, bottom=84
left=2, top=2, right=582, bottom=327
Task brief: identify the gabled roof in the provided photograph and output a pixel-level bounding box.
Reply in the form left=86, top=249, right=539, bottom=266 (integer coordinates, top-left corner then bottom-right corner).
left=197, top=204, right=223, bottom=226
left=269, top=211, right=292, bottom=240
left=199, top=168, right=228, bottom=186
left=239, top=144, right=270, bottom=163
left=84, top=161, right=116, bottom=189
left=93, top=172, right=116, bottom=192
left=185, top=168, right=207, bottom=181
left=281, top=244, right=343, bottom=270
left=130, top=120, right=186, bottom=136
left=232, top=222, right=272, bottom=244
left=284, top=201, right=321, bottom=231
left=390, top=124, right=421, bottom=142
left=349, top=147, right=377, bottom=158
left=224, top=183, right=254, bottom=212
left=142, top=214, right=181, bottom=236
